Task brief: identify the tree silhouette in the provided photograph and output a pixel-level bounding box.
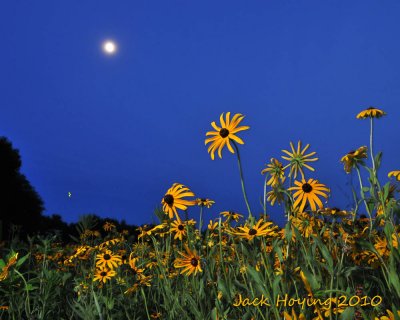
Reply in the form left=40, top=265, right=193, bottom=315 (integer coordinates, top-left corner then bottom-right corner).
left=0, top=137, right=44, bottom=240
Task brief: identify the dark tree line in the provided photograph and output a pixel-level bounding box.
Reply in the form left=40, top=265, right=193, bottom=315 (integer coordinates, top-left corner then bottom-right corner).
left=0, top=137, right=138, bottom=243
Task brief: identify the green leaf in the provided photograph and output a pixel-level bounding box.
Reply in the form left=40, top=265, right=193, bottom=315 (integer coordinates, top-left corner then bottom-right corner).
left=388, top=266, right=400, bottom=298
left=25, top=283, right=38, bottom=291
left=313, top=236, right=333, bottom=273
left=16, top=253, right=30, bottom=268
left=374, top=152, right=383, bottom=169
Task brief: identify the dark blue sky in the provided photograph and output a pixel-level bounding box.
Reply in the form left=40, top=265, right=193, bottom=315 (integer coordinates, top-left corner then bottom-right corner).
left=1, top=1, right=399, bottom=226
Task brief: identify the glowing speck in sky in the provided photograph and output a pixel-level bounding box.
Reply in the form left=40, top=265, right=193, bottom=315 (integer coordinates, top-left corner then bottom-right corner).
left=68, top=192, right=72, bottom=198
left=103, top=40, right=117, bottom=54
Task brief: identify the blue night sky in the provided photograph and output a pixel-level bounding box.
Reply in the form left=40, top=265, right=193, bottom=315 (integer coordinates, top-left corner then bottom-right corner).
left=1, top=1, right=399, bottom=227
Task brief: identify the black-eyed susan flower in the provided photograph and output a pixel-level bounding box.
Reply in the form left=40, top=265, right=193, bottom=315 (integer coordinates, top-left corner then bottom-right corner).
left=374, top=309, right=400, bottom=320
left=220, top=211, right=243, bottom=222
left=205, top=112, right=249, bottom=160
left=128, top=254, right=145, bottom=276
left=388, top=170, right=400, bottom=181
left=283, top=309, right=306, bottom=320
left=170, top=219, right=187, bottom=241
left=195, top=198, right=215, bottom=208
left=319, top=298, right=347, bottom=318
left=173, top=245, right=202, bottom=276
left=340, top=146, right=367, bottom=173
left=103, top=221, right=116, bottom=232
left=281, top=141, right=318, bottom=179
left=95, top=250, right=122, bottom=270
left=266, top=185, right=285, bottom=206
left=0, top=252, right=18, bottom=281
left=229, top=218, right=278, bottom=241
left=356, top=107, right=386, bottom=119
left=290, top=212, right=323, bottom=238
left=261, top=158, right=285, bottom=186
left=316, top=207, right=351, bottom=218
left=93, top=267, right=116, bottom=283
left=288, top=178, right=329, bottom=212
left=150, top=312, right=162, bottom=319
left=138, top=223, right=167, bottom=239
left=162, top=183, right=196, bottom=220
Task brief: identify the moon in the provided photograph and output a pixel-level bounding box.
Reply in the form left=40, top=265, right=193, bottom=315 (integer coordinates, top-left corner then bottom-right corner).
left=103, top=40, right=117, bottom=54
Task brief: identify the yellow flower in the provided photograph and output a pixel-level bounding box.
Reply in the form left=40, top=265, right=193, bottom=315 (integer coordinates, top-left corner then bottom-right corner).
left=195, top=198, right=215, bottom=208
left=283, top=309, right=306, bottom=320
left=291, top=212, right=323, bottom=238
left=138, top=223, right=167, bottom=239
left=174, top=245, right=202, bottom=276
left=281, top=141, right=318, bottom=179
left=374, top=309, right=400, bottom=320
left=162, top=183, right=196, bottom=220
left=266, top=185, right=285, bottom=206
left=229, top=218, right=278, bottom=241
left=388, top=170, right=400, bottom=181
left=261, top=158, right=285, bottom=186
left=289, top=178, right=329, bottom=212
left=128, top=254, right=145, bottom=276
left=93, top=267, right=116, bottom=283
left=356, top=106, right=386, bottom=119
left=220, top=211, right=243, bottom=222
left=103, top=221, right=116, bottom=231
left=170, top=219, right=187, bottom=241
left=95, top=250, right=122, bottom=270
left=205, top=112, right=249, bottom=160
left=316, top=207, right=351, bottom=218
left=340, top=146, right=367, bottom=173
left=0, top=252, right=18, bottom=281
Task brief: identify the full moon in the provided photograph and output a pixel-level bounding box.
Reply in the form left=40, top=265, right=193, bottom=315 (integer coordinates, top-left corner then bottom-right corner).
left=103, top=41, right=117, bottom=54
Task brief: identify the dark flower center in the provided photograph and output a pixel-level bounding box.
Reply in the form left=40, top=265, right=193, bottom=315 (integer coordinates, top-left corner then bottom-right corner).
left=164, top=194, right=174, bottom=205
left=302, top=183, right=313, bottom=193
left=248, top=228, right=257, bottom=236
left=103, top=254, right=111, bottom=260
left=201, top=198, right=207, bottom=202
left=100, top=271, right=107, bottom=277
left=178, top=225, right=184, bottom=231
left=219, top=128, right=229, bottom=138
left=348, top=150, right=355, bottom=154
left=190, top=258, right=198, bottom=267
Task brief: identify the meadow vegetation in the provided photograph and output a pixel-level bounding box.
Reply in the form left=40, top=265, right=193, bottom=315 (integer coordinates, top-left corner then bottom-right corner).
left=1, top=108, right=399, bottom=320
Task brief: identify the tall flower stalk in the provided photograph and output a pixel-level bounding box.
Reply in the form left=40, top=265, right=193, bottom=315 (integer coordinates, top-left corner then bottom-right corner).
left=205, top=112, right=251, bottom=218
left=233, top=141, right=252, bottom=218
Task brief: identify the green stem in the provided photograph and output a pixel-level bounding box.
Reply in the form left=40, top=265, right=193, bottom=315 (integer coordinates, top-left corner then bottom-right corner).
left=355, top=166, right=373, bottom=234
left=14, top=269, right=31, bottom=316
left=92, top=287, right=103, bottom=320
left=140, top=288, right=151, bottom=320
left=232, top=141, right=252, bottom=218
left=199, top=206, right=203, bottom=233
left=263, top=175, right=268, bottom=216
left=370, top=118, right=375, bottom=173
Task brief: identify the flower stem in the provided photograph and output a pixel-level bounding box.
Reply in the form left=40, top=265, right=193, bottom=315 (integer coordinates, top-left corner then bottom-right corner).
left=355, top=166, right=373, bottom=233
left=263, top=175, right=268, bottom=216
left=232, top=141, right=252, bottom=218
left=370, top=117, right=375, bottom=173
left=199, top=206, right=203, bottom=233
